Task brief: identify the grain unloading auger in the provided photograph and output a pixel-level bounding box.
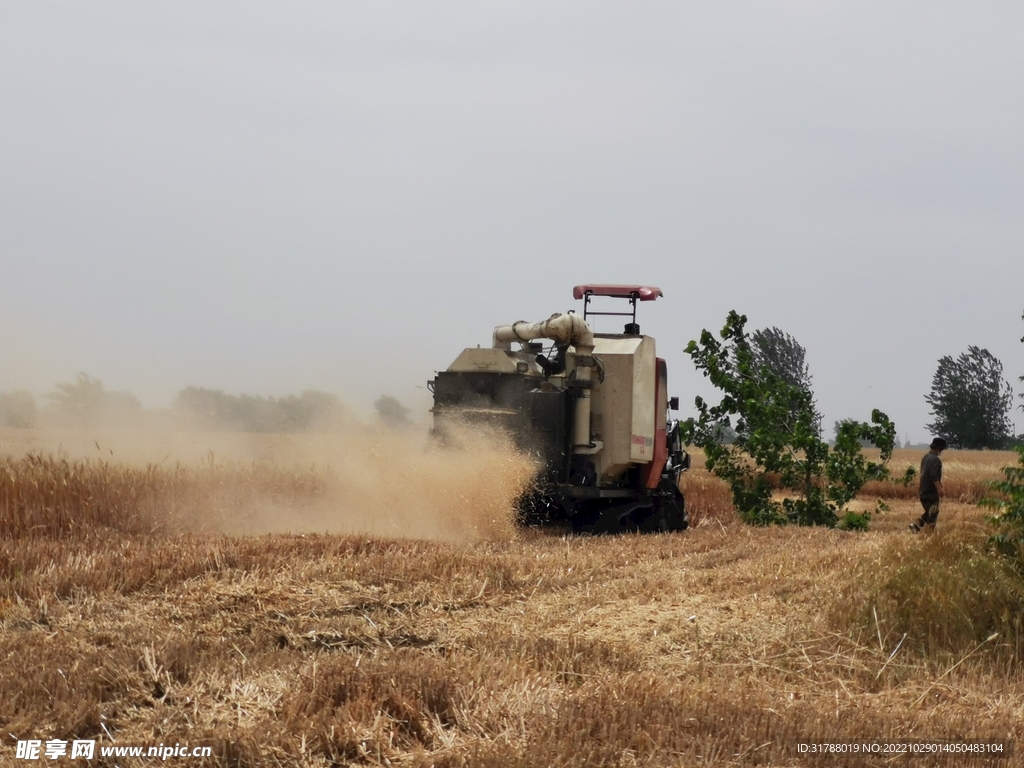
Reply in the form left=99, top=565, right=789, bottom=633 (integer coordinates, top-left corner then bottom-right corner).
left=429, top=285, right=689, bottom=533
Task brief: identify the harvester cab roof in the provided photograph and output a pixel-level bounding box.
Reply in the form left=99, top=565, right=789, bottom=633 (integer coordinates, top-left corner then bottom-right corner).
left=572, top=284, right=663, bottom=336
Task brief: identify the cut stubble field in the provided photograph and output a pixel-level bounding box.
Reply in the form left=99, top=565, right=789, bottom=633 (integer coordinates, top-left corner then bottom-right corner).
left=1, top=427, right=1023, bottom=767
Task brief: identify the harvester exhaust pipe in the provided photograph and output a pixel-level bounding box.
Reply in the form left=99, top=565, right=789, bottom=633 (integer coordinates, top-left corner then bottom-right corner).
left=492, top=313, right=595, bottom=452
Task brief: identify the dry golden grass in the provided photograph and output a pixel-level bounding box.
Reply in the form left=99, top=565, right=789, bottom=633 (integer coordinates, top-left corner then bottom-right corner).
left=0, top=453, right=327, bottom=538
left=1, top=432, right=1023, bottom=766
left=0, top=425, right=534, bottom=541
left=863, top=448, right=1018, bottom=504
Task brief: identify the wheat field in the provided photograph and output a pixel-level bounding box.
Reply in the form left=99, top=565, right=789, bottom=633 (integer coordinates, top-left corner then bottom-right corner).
left=1, top=427, right=1023, bottom=766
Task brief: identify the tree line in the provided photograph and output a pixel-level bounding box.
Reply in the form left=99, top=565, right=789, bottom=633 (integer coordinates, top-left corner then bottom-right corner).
left=174, top=387, right=344, bottom=432
left=703, top=317, right=1021, bottom=451
left=0, top=374, right=414, bottom=432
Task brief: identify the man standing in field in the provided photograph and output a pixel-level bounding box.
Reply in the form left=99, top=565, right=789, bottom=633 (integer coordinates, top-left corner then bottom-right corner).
left=910, top=437, right=947, bottom=533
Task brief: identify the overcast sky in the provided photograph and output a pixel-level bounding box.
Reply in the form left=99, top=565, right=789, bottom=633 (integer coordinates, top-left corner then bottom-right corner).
left=2, top=2, right=1022, bottom=441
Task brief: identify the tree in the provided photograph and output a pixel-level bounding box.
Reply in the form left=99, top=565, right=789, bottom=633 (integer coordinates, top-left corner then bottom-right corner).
left=750, top=326, right=821, bottom=435
left=925, top=346, right=1014, bottom=449
left=46, top=373, right=105, bottom=427
left=681, top=311, right=909, bottom=529
left=750, top=326, right=812, bottom=390
left=46, top=373, right=142, bottom=428
left=1019, top=310, right=1024, bottom=414
left=374, top=395, right=411, bottom=430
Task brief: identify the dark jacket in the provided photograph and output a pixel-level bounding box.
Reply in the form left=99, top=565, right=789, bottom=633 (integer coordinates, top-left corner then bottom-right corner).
left=919, top=452, right=942, bottom=502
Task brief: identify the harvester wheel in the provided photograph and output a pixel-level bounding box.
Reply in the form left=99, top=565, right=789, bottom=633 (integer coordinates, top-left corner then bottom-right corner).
left=656, top=479, right=688, bottom=532
left=584, top=501, right=656, bottom=535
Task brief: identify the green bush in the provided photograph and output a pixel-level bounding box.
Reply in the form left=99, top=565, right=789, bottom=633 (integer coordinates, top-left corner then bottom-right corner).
left=982, top=445, right=1024, bottom=556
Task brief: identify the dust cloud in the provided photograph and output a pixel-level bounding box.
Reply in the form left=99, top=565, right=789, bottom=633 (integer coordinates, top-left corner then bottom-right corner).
left=218, top=423, right=539, bottom=541
left=0, top=417, right=540, bottom=542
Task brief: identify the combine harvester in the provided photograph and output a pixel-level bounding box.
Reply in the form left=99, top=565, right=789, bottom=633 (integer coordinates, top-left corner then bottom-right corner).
left=430, top=285, right=689, bottom=534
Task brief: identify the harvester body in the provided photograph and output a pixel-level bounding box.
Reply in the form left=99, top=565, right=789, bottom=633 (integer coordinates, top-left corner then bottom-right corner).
left=430, top=285, right=688, bottom=533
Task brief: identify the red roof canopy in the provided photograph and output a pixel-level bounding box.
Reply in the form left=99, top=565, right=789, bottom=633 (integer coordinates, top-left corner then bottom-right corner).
left=572, top=284, right=664, bottom=301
